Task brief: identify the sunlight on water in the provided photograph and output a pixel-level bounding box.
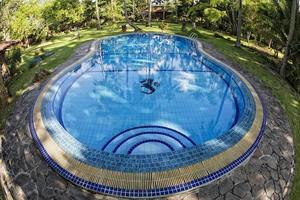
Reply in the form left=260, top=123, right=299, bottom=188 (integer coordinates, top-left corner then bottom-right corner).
left=50, top=34, right=242, bottom=155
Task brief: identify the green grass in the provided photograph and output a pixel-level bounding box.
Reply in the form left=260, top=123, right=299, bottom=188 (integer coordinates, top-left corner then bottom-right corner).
left=1, top=22, right=300, bottom=199
left=9, top=28, right=121, bottom=96
left=195, top=28, right=300, bottom=199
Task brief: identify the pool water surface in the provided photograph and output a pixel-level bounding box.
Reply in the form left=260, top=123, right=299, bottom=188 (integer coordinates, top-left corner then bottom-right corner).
left=54, top=34, right=242, bottom=155
left=31, top=33, right=265, bottom=198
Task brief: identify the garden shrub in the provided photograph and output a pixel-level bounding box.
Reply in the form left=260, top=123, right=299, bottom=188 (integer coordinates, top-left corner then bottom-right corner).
left=6, top=46, right=22, bottom=75
left=159, top=21, right=168, bottom=32
left=121, top=25, right=127, bottom=32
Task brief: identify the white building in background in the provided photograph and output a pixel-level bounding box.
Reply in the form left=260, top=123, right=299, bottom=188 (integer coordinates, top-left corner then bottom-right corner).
left=151, top=0, right=200, bottom=6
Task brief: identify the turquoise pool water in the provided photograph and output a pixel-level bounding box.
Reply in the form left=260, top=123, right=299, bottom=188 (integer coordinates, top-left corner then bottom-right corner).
left=31, top=33, right=266, bottom=197
left=46, top=34, right=244, bottom=155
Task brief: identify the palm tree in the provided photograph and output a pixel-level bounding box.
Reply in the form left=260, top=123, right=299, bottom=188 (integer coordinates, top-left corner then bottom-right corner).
left=124, top=0, right=141, bottom=31
left=132, top=0, right=135, bottom=20
left=95, top=0, right=101, bottom=30
left=162, top=1, right=166, bottom=20
left=235, top=0, right=243, bottom=47
left=280, top=0, right=298, bottom=77
left=147, top=0, right=152, bottom=27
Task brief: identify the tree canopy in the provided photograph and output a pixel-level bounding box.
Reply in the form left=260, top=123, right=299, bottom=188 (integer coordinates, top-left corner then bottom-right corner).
left=0, top=0, right=299, bottom=88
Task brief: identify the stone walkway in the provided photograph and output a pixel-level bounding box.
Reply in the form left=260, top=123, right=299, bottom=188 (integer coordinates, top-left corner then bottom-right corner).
left=0, top=39, right=295, bottom=200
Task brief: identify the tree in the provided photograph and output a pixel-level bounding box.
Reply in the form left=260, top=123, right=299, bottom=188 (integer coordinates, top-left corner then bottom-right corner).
left=0, top=0, right=23, bottom=41
left=229, top=0, right=237, bottom=35
left=177, top=0, right=194, bottom=31
left=124, top=0, right=142, bottom=31
left=0, top=55, right=9, bottom=107
left=235, top=0, right=242, bottom=47
left=166, top=0, right=179, bottom=22
left=162, top=0, right=166, bottom=20
left=132, top=0, right=136, bottom=20
left=102, top=0, right=123, bottom=25
left=82, top=0, right=96, bottom=27
left=96, top=0, right=101, bottom=30
left=0, top=73, right=8, bottom=107
left=8, top=0, right=48, bottom=45
left=187, top=2, right=208, bottom=30
left=147, top=0, right=152, bottom=27
left=44, top=0, right=84, bottom=32
left=203, top=0, right=227, bottom=30
left=280, top=0, right=298, bottom=77
left=0, top=40, right=20, bottom=106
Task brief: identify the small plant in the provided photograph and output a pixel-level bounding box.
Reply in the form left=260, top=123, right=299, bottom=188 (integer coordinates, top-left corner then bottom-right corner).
left=7, top=46, right=22, bottom=75
left=28, top=56, right=42, bottom=69
left=33, top=69, right=51, bottom=82
left=34, top=50, right=40, bottom=56
left=111, top=23, right=119, bottom=32
left=159, top=21, right=168, bottom=32
left=121, top=24, right=127, bottom=32
left=35, top=47, right=45, bottom=56
left=214, top=32, right=223, bottom=39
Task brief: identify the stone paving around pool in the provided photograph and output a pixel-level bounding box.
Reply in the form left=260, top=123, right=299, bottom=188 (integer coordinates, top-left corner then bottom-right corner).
left=0, top=39, right=295, bottom=200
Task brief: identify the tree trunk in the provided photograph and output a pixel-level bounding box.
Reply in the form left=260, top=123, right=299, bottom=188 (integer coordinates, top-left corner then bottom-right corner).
left=181, top=18, right=187, bottom=32
left=0, top=64, right=8, bottom=107
left=147, top=0, right=152, bottom=27
left=124, top=0, right=141, bottom=32
left=280, top=0, right=298, bottom=77
left=174, top=0, right=178, bottom=23
left=0, top=52, right=10, bottom=77
left=275, top=49, right=279, bottom=58
left=0, top=77, right=8, bottom=106
left=246, top=32, right=251, bottom=44
left=268, top=39, right=273, bottom=49
left=192, top=21, right=196, bottom=30
left=1, top=63, right=10, bottom=77
left=163, top=5, right=166, bottom=20
left=25, top=38, right=30, bottom=48
left=111, top=0, right=115, bottom=22
left=95, top=0, right=101, bottom=30
left=259, top=35, right=262, bottom=43
left=141, top=12, right=146, bottom=22
left=175, top=7, right=178, bottom=23
left=132, top=0, right=135, bottom=20
left=235, top=0, right=242, bottom=48
left=230, top=5, right=237, bottom=35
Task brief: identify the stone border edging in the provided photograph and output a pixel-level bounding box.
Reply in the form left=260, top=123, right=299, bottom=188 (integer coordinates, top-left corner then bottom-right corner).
left=0, top=37, right=295, bottom=200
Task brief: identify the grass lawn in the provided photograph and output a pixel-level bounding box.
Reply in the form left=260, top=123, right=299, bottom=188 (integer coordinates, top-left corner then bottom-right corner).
left=0, top=22, right=299, bottom=199
left=195, top=28, right=300, bottom=200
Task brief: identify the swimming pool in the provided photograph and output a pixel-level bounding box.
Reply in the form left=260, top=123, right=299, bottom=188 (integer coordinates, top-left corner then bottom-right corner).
left=30, top=33, right=265, bottom=197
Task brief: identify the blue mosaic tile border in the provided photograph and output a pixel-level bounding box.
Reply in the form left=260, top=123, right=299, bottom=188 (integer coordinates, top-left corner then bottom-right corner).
left=40, top=81, right=255, bottom=172
left=127, top=139, right=175, bottom=154
left=38, top=34, right=256, bottom=172
left=29, top=81, right=266, bottom=198
left=38, top=48, right=256, bottom=172
left=29, top=33, right=266, bottom=197
left=102, top=125, right=197, bottom=151
left=111, top=131, right=189, bottom=153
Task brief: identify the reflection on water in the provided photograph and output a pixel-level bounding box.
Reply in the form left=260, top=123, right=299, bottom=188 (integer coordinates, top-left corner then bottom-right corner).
left=60, top=34, right=238, bottom=153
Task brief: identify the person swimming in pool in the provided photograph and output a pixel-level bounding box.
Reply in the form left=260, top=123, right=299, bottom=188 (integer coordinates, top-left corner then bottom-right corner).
left=140, top=78, right=160, bottom=94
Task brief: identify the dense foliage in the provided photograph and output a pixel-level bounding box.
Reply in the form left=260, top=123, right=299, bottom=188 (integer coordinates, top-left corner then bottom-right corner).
left=0, top=0, right=299, bottom=89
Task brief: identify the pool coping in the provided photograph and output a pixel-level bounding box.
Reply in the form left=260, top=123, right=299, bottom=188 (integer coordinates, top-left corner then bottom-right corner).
left=29, top=33, right=266, bottom=198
